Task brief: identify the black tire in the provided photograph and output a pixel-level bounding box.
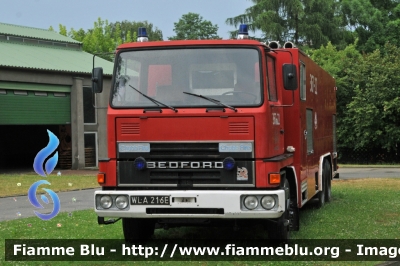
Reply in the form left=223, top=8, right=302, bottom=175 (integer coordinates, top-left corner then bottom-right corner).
left=122, top=218, right=155, bottom=241
left=268, top=179, right=290, bottom=243
left=316, top=160, right=332, bottom=208
left=324, top=161, right=332, bottom=202
left=316, top=172, right=325, bottom=209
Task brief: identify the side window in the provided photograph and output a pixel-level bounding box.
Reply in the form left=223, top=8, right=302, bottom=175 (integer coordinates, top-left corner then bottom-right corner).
left=83, top=87, right=95, bottom=124
left=266, top=56, right=277, bottom=101
left=84, top=132, right=97, bottom=167
left=306, top=109, right=314, bottom=154
left=333, top=114, right=336, bottom=152
left=300, top=61, right=306, bottom=100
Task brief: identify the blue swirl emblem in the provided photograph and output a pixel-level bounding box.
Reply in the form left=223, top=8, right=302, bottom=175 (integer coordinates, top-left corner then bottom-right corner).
left=29, top=130, right=61, bottom=220
left=33, top=130, right=59, bottom=177
left=28, top=180, right=60, bottom=220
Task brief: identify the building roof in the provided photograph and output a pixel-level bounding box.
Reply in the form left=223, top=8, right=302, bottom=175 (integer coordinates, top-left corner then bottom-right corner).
left=0, top=40, right=113, bottom=75
left=0, top=22, right=113, bottom=75
left=0, top=22, right=81, bottom=44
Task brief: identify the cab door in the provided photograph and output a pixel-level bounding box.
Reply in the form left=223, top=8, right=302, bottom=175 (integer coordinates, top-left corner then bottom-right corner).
left=266, top=56, right=284, bottom=156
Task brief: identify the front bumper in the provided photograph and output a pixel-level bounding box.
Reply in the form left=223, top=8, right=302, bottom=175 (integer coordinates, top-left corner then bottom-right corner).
left=95, top=190, right=286, bottom=219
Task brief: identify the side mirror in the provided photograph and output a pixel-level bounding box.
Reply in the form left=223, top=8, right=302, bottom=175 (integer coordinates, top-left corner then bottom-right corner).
left=282, top=64, right=298, bottom=90
left=92, top=67, right=103, bottom=93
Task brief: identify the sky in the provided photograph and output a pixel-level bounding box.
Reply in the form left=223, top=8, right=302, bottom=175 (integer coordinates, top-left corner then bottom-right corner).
left=0, top=0, right=260, bottom=40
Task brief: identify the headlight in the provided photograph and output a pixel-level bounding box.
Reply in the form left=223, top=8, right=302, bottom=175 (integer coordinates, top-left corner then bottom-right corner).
left=244, top=196, right=258, bottom=210
left=115, top=196, right=128, bottom=209
left=100, top=195, right=112, bottom=209
left=261, top=196, right=276, bottom=210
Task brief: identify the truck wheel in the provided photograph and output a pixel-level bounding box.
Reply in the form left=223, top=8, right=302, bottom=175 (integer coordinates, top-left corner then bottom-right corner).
left=268, top=179, right=290, bottom=243
left=122, top=218, right=155, bottom=241
left=324, top=161, right=332, bottom=202
left=316, top=171, right=325, bottom=209
left=268, top=217, right=289, bottom=243
left=316, top=160, right=332, bottom=208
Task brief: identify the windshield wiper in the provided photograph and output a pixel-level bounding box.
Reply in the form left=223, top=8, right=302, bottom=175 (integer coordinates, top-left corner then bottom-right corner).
left=183, top=92, right=237, bottom=112
left=129, top=85, right=177, bottom=112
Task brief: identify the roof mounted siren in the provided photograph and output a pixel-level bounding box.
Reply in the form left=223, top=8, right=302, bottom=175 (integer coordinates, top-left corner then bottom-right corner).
left=237, top=24, right=249, bottom=40
left=268, top=41, right=281, bottom=49
left=137, top=27, right=149, bottom=42
left=284, top=41, right=296, bottom=48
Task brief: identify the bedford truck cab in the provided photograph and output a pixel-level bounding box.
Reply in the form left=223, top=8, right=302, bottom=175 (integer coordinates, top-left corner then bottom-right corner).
left=92, top=25, right=337, bottom=242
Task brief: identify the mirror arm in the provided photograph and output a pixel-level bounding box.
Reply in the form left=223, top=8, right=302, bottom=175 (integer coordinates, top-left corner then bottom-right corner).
left=91, top=54, right=108, bottom=109
left=92, top=89, right=96, bottom=109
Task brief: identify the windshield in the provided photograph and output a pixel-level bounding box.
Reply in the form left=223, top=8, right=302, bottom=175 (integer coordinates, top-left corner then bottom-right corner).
left=111, top=48, right=262, bottom=108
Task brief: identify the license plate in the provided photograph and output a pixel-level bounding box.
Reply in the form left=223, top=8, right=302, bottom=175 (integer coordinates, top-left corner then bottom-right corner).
left=131, top=196, right=170, bottom=205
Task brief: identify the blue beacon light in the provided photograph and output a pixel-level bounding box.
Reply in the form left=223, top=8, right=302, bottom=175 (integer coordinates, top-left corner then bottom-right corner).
left=223, top=157, right=236, bottom=171
left=237, top=24, right=249, bottom=40
left=137, top=27, right=149, bottom=42
left=133, top=157, right=147, bottom=170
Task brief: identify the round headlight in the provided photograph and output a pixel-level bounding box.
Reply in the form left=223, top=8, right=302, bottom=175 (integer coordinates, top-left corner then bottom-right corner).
left=100, top=195, right=112, bottom=209
left=244, top=196, right=258, bottom=210
left=223, top=157, right=236, bottom=171
left=133, top=157, right=147, bottom=170
left=261, top=196, right=276, bottom=210
left=116, top=196, right=128, bottom=209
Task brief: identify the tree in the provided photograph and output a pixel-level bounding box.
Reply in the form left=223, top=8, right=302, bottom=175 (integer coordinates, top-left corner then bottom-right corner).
left=55, top=18, right=163, bottom=61
left=69, top=28, right=86, bottom=42
left=340, top=43, right=400, bottom=151
left=341, top=0, right=400, bottom=52
left=78, top=18, right=115, bottom=60
left=312, top=42, right=400, bottom=152
left=226, top=0, right=347, bottom=48
left=109, top=20, right=163, bottom=42
left=168, top=13, right=221, bottom=40
left=58, top=24, right=67, bottom=36
left=308, top=41, right=362, bottom=119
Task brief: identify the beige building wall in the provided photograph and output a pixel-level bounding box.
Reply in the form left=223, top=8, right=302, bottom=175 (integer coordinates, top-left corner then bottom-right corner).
left=0, top=67, right=112, bottom=169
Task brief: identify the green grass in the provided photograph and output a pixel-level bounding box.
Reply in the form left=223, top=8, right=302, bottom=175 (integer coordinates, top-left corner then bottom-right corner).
left=0, top=173, right=98, bottom=197
left=1, top=178, right=399, bottom=265
left=293, top=178, right=400, bottom=239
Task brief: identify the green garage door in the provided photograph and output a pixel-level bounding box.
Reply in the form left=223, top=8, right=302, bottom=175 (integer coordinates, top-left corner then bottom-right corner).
left=0, top=81, right=71, bottom=125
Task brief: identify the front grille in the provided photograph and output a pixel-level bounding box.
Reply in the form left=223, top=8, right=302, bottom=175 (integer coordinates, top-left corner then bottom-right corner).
left=118, top=142, right=252, bottom=160
left=149, top=170, right=221, bottom=185
left=118, top=142, right=254, bottom=187
left=150, top=169, right=221, bottom=185
left=146, top=208, right=224, bottom=215
left=149, top=143, right=219, bottom=158
left=121, top=123, right=140, bottom=135
left=229, top=122, right=249, bottom=134
left=149, top=171, right=220, bottom=178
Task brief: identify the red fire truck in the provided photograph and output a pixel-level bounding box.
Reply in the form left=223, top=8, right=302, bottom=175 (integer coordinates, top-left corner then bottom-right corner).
left=92, top=25, right=339, bottom=242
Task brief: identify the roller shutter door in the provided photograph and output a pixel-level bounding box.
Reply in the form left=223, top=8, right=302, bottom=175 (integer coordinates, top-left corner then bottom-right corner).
left=0, top=81, right=71, bottom=125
